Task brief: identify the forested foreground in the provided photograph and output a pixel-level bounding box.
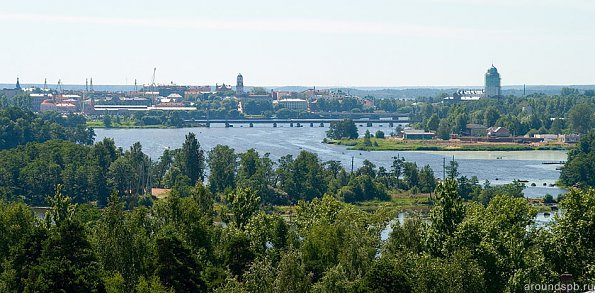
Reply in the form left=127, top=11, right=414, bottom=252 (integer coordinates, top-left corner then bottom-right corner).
left=2, top=108, right=595, bottom=292
left=1, top=182, right=595, bottom=292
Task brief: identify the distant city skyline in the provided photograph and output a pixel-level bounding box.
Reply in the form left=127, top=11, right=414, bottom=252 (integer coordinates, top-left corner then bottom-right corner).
left=1, top=0, right=594, bottom=86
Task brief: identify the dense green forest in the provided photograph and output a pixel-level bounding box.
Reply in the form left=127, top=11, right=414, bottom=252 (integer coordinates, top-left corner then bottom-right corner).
left=0, top=107, right=94, bottom=149
left=1, top=107, right=595, bottom=292
left=0, top=127, right=534, bottom=208
left=560, top=131, right=595, bottom=187
left=1, top=181, right=595, bottom=292
left=412, top=94, right=594, bottom=136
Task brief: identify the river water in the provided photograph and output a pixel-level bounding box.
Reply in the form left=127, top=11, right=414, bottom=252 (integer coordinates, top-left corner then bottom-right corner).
left=95, top=124, right=567, bottom=198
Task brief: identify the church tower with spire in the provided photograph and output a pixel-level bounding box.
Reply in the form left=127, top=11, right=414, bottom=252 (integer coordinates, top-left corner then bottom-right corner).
left=15, top=77, right=21, bottom=90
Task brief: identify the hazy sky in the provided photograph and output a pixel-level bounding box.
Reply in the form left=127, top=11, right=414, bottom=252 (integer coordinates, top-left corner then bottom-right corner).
left=1, top=0, right=594, bottom=87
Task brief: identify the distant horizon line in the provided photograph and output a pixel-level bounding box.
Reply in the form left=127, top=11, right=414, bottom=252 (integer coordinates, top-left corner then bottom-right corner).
left=3, top=83, right=595, bottom=90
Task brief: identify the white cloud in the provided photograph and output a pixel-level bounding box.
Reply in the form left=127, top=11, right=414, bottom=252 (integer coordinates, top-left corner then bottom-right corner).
left=0, top=13, right=508, bottom=40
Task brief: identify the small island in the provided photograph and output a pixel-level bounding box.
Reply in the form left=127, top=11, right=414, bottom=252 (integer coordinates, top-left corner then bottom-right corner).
left=324, top=119, right=573, bottom=152
left=326, top=137, right=569, bottom=151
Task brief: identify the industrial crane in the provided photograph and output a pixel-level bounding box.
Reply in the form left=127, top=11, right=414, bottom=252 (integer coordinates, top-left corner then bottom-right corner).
left=150, top=67, right=157, bottom=104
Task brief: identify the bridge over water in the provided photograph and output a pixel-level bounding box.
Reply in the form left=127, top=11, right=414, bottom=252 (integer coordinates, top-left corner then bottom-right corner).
left=184, top=118, right=414, bottom=127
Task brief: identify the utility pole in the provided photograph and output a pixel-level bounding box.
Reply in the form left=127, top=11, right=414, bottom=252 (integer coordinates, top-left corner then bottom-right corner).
left=443, top=157, right=446, bottom=180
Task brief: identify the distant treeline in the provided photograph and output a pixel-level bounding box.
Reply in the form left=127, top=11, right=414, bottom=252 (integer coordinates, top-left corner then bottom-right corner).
left=0, top=108, right=94, bottom=149
left=413, top=94, right=595, bottom=137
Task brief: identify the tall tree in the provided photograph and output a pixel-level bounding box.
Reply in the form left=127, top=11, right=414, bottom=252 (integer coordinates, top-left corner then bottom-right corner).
left=483, top=107, right=500, bottom=127
left=427, top=179, right=465, bottom=256
left=437, top=119, right=451, bottom=140
left=426, top=114, right=440, bottom=131
left=226, top=187, right=261, bottom=228
left=208, top=145, right=237, bottom=193
left=155, top=235, right=206, bottom=292
left=326, top=119, right=358, bottom=139
left=283, top=151, right=327, bottom=202
left=179, top=132, right=205, bottom=185
left=446, top=159, right=460, bottom=179
left=363, top=130, right=372, bottom=147
left=391, top=156, right=405, bottom=189
left=402, top=162, right=419, bottom=189
left=419, top=165, right=437, bottom=194
left=567, top=103, right=593, bottom=134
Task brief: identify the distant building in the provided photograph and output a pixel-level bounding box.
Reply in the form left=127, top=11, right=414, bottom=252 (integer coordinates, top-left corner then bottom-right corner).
left=560, top=134, right=580, bottom=144
left=362, top=98, right=374, bottom=108
left=403, top=129, right=435, bottom=140
left=444, top=90, right=484, bottom=103
left=465, top=123, right=488, bottom=136
left=154, top=85, right=188, bottom=97
left=274, top=99, right=308, bottom=111
left=272, top=91, right=293, bottom=100
left=246, top=94, right=272, bottom=100
left=166, top=93, right=183, bottom=102
left=30, top=93, right=53, bottom=112
left=40, top=100, right=78, bottom=113
left=157, top=101, right=185, bottom=107
left=301, top=88, right=331, bottom=100
left=97, top=96, right=151, bottom=106
left=185, top=86, right=211, bottom=96
left=121, top=97, right=151, bottom=106
left=216, top=83, right=232, bottom=92
left=236, top=73, right=244, bottom=97
left=487, top=127, right=510, bottom=137
left=534, top=134, right=559, bottom=142
left=444, top=65, right=502, bottom=102
left=1, top=78, right=22, bottom=99
left=485, top=65, right=502, bottom=98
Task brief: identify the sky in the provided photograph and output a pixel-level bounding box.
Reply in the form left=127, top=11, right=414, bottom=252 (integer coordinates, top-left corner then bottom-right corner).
left=1, top=0, right=594, bottom=87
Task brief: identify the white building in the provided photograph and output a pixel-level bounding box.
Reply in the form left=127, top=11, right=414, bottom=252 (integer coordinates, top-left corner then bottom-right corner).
left=275, top=99, right=308, bottom=111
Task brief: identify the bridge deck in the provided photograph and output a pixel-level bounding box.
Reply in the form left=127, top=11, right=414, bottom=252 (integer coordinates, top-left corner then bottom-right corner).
left=184, top=119, right=413, bottom=124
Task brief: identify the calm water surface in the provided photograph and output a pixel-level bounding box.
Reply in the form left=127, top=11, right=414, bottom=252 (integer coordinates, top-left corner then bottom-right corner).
left=95, top=124, right=567, bottom=198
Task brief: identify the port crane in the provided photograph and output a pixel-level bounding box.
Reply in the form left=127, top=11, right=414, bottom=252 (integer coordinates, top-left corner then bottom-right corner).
left=147, top=67, right=157, bottom=103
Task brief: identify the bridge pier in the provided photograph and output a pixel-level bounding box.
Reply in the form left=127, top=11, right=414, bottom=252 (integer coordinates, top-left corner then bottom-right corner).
left=273, top=122, right=277, bottom=127
left=297, top=123, right=301, bottom=127
left=319, top=122, right=324, bottom=127
left=389, top=122, right=393, bottom=127
left=310, top=122, right=314, bottom=127
left=290, top=123, right=294, bottom=127
left=367, top=122, right=373, bottom=127
left=206, top=122, right=210, bottom=128
left=249, top=123, right=254, bottom=128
